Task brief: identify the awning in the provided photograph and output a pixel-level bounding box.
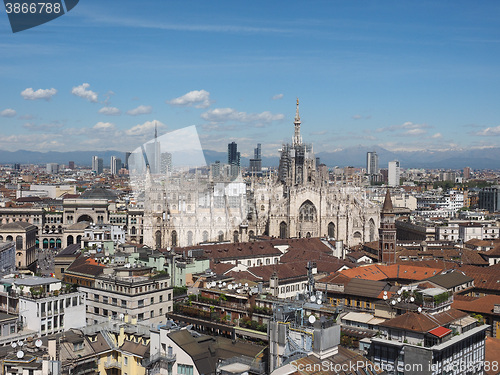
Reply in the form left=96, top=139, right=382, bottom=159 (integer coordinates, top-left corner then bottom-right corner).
left=428, top=326, right=452, bottom=338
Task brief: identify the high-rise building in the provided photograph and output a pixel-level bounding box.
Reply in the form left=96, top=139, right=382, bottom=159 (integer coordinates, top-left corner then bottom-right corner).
left=227, top=142, right=240, bottom=166
left=46, top=163, right=59, bottom=174
left=463, top=166, right=471, bottom=180
left=111, top=156, right=122, bottom=176
left=68, top=161, right=75, bottom=170
left=160, top=152, right=172, bottom=175
left=92, top=156, right=103, bottom=175
left=367, top=151, right=379, bottom=175
left=388, top=160, right=400, bottom=186
left=125, top=152, right=131, bottom=170
left=249, top=143, right=262, bottom=175
left=228, top=142, right=240, bottom=177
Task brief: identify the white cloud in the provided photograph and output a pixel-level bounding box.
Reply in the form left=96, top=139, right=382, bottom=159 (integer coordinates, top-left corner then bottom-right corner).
left=21, top=87, right=57, bottom=101
left=93, top=122, right=116, bottom=131
left=127, top=105, right=152, bottom=116
left=201, top=108, right=285, bottom=125
left=431, top=133, right=442, bottom=139
left=377, top=121, right=430, bottom=136
left=125, top=120, right=166, bottom=136
left=403, top=128, right=427, bottom=136
left=167, top=90, right=211, bottom=108
left=98, top=106, right=121, bottom=116
left=474, top=126, right=500, bottom=136
left=272, top=93, right=284, bottom=100
left=352, top=114, right=362, bottom=120
left=71, top=83, right=98, bottom=103
left=0, top=108, right=16, bottom=117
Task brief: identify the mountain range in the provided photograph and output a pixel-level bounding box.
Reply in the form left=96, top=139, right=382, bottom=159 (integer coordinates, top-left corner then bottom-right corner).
left=0, top=146, right=498, bottom=170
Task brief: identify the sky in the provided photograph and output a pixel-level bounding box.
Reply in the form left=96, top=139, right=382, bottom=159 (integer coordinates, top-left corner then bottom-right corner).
left=1, top=1, right=500, bottom=158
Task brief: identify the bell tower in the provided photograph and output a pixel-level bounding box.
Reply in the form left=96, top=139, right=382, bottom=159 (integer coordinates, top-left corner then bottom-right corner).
left=379, top=189, right=396, bottom=263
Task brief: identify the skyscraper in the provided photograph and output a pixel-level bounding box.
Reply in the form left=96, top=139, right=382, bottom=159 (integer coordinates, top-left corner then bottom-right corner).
left=249, top=143, right=262, bottom=175
left=92, top=156, right=103, bottom=175
left=160, top=152, right=172, bottom=175
left=367, top=151, right=379, bottom=175
left=111, top=156, right=122, bottom=176
left=388, top=160, right=400, bottom=186
left=228, top=142, right=240, bottom=177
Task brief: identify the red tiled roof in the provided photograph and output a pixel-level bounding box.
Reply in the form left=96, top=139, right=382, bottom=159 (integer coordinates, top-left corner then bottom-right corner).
left=428, top=326, right=452, bottom=338
left=485, top=337, right=500, bottom=375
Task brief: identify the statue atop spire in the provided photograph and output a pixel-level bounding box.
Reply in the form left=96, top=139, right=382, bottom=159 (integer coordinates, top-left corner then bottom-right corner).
left=293, top=98, right=302, bottom=146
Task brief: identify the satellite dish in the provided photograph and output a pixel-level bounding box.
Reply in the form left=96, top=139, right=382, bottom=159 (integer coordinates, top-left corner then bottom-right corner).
left=16, top=351, right=24, bottom=359
left=11, top=342, right=17, bottom=348
left=410, top=297, right=415, bottom=302
left=391, top=300, right=396, bottom=305
left=238, top=283, right=242, bottom=287
left=18, top=341, right=24, bottom=346
left=228, top=284, right=233, bottom=290
left=35, top=339, right=42, bottom=348
left=222, top=282, right=226, bottom=287
left=317, top=299, right=322, bottom=305
left=383, top=291, right=388, bottom=295
left=308, top=315, right=316, bottom=324
left=119, top=313, right=124, bottom=320
left=417, top=307, right=422, bottom=313
left=245, top=283, right=248, bottom=287
left=310, top=295, right=316, bottom=302
left=383, top=295, right=388, bottom=300
left=397, top=290, right=402, bottom=295
left=397, top=297, right=402, bottom=303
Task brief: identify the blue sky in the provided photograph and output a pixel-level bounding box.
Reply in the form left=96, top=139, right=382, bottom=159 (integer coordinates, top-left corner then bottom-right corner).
left=1, top=1, right=500, bottom=157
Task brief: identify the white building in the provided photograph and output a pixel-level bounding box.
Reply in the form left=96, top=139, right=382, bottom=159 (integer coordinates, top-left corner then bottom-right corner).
left=388, top=161, right=400, bottom=186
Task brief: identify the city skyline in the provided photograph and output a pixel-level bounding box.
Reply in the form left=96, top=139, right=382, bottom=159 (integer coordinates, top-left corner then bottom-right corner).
left=1, top=1, right=500, bottom=159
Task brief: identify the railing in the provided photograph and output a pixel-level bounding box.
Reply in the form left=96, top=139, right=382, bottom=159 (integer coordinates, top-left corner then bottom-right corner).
left=142, top=352, right=177, bottom=367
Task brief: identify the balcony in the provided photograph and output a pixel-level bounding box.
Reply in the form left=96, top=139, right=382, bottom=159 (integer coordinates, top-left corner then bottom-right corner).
left=142, top=352, right=176, bottom=367
left=103, top=360, right=121, bottom=369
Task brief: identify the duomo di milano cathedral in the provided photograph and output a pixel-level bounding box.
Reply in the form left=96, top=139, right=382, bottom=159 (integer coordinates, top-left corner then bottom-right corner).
left=136, top=100, right=380, bottom=249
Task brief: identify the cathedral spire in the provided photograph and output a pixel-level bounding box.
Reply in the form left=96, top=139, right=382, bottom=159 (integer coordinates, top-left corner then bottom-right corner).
left=293, top=98, right=302, bottom=146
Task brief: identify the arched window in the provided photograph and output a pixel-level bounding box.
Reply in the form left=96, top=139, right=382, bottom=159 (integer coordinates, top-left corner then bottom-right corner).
left=67, top=235, right=74, bottom=246
left=369, top=219, right=376, bottom=242
left=299, top=201, right=317, bottom=222
left=233, top=230, right=239, bottom=243
left=155, top=230, right=162, bottom=249
left=218, top=231, right=224, bottom=242
left=202, top=231, right=208, bottom=242
left=248, top=230, right=254, bottom=239
left=279, top=222, right=287, bottom=239
left=171, top=231, right=177, bottom=247
left=328, top=222, right=335, bottom=238
left=187, top=231, right=193, bottom=246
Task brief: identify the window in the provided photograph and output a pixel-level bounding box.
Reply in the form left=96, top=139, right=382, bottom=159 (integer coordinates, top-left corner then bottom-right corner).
left=150, top=297, right=154, bottom=304
left=178, top=364, right=194, bottom=375
left=73, top=342, right=84, bottom=351
left=151, top=310, right=154, bottom=318
left=138, top=300, right=144, bottom=307
left=138, top=313, right=144, bottom=321
left=124, top=357, right=128, bottom=365
left=122, top=300, right=127, bottom=307
left=159, top=295, right=163, bottom=302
